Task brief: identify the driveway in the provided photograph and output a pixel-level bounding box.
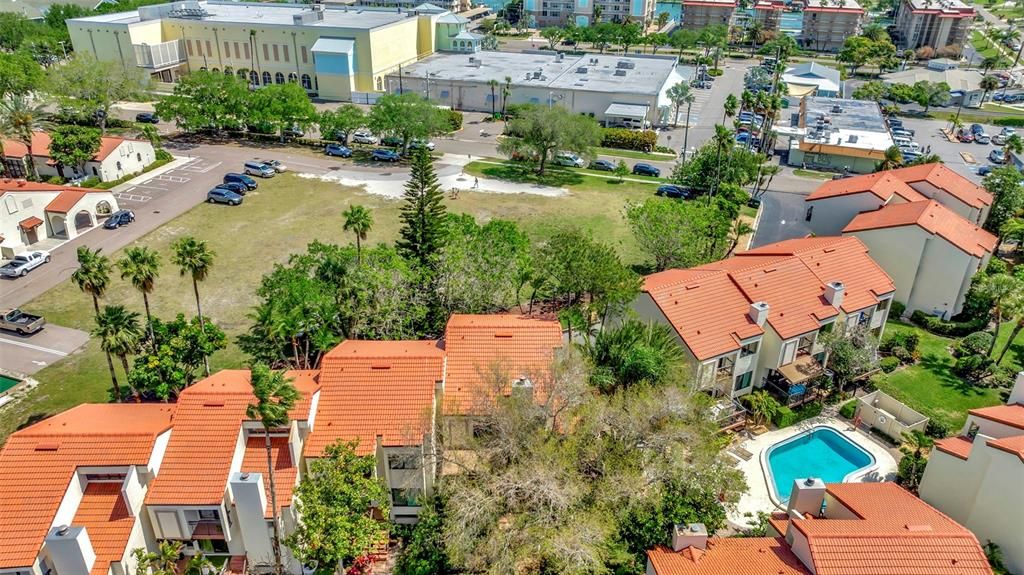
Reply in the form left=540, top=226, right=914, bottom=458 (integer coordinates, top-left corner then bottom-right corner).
left=898, top=116, right=1002, bottom=181
left=0, top=324, right=90, bottom=376
left=750, top=189, right=814, bottom=248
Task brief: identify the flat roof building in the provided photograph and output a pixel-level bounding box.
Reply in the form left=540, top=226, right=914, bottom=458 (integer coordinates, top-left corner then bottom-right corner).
left=387, top=51, right=687, bottom=126
left=883, top=67, right=986, bottom=108
left=782, top=62, right=842, bottom=98
left=523, top=0, right=657, bottom=28
left=786, top=96, right=895, bottom=174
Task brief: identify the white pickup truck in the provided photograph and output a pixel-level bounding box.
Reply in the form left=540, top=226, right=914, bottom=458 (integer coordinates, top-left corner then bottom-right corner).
left=0, top=251, right=50, bottom=278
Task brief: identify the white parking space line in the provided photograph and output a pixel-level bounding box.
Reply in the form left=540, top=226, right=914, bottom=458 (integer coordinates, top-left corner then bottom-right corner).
left=0, top=337, right=69, bottom=357
left=154, top=174, right=190, bottom=183
left=181, top=161, right=222, bottom=173
left=114, top=193, right=151, bottom=202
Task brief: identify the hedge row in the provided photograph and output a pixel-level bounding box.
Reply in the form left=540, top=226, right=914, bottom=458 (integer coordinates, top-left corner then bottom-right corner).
left=994, top=117, right=1024, bottom=127
left=772, top=401, right=823, bottom=428
left=909, top=310, right=987, bottom=338
left=601, top=128, right=658, bottom=152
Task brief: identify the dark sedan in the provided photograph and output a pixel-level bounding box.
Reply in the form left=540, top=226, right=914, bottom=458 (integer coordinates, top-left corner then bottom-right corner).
left=632, top=163, right=661, bottom=177
left=655, top=185, right=692, bottom=199
left=215, top=182, right=248, bottom=195
left=135, top=112, right=159, bottom=124
left=103, top=209, right=136, bottom=229
left=589, top=159, right=616, bottom=171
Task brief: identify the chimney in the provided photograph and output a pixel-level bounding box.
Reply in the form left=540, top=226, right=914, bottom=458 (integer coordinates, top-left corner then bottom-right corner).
left=787, top=477, right=826, bottom=517
left=229, top=472, right=273, bottom=561
left=749, top=301, right=769, bottom=326
left=672, top=523, right=708, bottom=552
left=824, top=281, right=845, bottom=309
left=45, top=525, right=96, bottom=575
left=1009, top=372, right=1024, bottom=406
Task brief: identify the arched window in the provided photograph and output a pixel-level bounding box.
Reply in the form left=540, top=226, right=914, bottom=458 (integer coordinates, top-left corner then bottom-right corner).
left=211, top=67, right=219, bottom=74
left=224, top=66, right=233, bottom=76
left=238, top=68, right=249, bottom=80
left=249, top=70, right=259, bottom=85
left=376, top=76, right=383, bottom=91
left=275, top=72, right=285, bottom=84
left=288, top=72, right=298, bottom=83
left=199, top=67, right=207, bottom=71
left=95, top=200, right=112, bottom=216
left=301, top=74, right=312, bottom=90
left=262, top=71, right=272, bottom=85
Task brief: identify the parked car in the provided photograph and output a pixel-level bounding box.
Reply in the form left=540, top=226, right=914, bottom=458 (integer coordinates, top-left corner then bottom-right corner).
left=371, top=149, right=401, bottom=162
left=0, top=308, right=45, bottom=335
left=989, top=149, right=1007, bottom=164
left=381, top=136, right=403, bottom=148
left=632, top=163, right=660, bottom=177
left=891, top=128, right=915, bottom=138
left=352, top=131, right=378, bottom=145
left=554, top=152, right=585, bottom=168
left=0, top=251, right=50, bottom=278
left=260, top=159, right=287, bottom=173
left=970, top=123, right=985, bottom=135
left=409, top=139, right=436, bottom=151
left=978, top=165, right=994, bottom=176
left=244, top=161, right=276, bottom=178
left=215, top=182, right=248, bottom=195
left=282, top=125, right=305, bottom=139
left=589, top=159, right=616, bottom=171
left=103, top=209, right=136, bottom=229
left=655, top=184, right=692, bottom=199
left=993, top=127, right=1016, bottom=145
left=207, top=188, right=243, bottom=205
left=976, top=132, right=992, bottom=144
left=135, top=112, right=159, bottom=124
left=224, top=173, right=258, bottom=190
left=957, top=130, right=975, bottom=143
left=901, top=151, right=921, bottom=162
left=325, top=144, right=352, bottom=157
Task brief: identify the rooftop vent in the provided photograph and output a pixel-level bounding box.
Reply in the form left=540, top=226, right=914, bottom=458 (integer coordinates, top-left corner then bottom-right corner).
left=556, top=52, right=564, bottom=61
left=576, top=66, right=588, bottom=73
left=590, top=57, right=599, bottom=64
left=614, top=69, right=627, bottom=76
left=532, top=69, right=542, bottom=79
left=831, top=105, right=843, bottom=114
left=616, top=60, right=635, bottom=69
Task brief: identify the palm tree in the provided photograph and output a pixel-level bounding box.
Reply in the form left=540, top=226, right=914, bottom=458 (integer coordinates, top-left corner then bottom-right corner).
left=118, top=246, right=161, bottom=348
left=743, top=390, right=779, bottom=426
left=487, top=79, right=499, bottom=118
left=171, top=236, right=215, bottom=376
left=980, top=55, right=1002, bottom=75
left=0, top=95, right=53, bottom=181
left=666, top=81, right=691, bottom=128
left=246, top=364, right=300, bottom=575
left=71, top=247, right=123, bottom=401
left=93, top=305, right=144, bottom=399
left=876, top=145, right=904, bottom=171
left=709, top=124, right=734, bottom=199
left=905, top=153, right=942, bottom=165
left=899, top=430, right=934, bottom=492
left=980, top=75, right=1000, bottom=103
left=748, top=20, right=763, bottom=56
left=723, top=93, right=738, bottom=124
left=342, top=204, right=373, bottom=265
left=980, top=274, right=1023, bottom=355
left=500, top=76, right=512, bottom=119
left=996, top=289, right=1024, bottom=364
left=1003, top=133, right=1023, bottom=162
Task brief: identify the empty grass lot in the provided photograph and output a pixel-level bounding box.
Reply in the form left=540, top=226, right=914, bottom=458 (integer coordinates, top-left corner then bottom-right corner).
left=872, top=322, right=1007, bottom=431
left=0, top=170, right=660, bottom=441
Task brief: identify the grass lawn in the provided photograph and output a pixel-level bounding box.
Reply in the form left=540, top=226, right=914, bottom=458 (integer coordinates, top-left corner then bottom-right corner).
left=970, top=31, right=1004, bottom=60
left=872, top=322, right=1005, bottom=431
left=1, top=170, right=662, bottom=441
left=593, top=147, right=677, bottom=161
left=463, top=160, right=667, bottom=191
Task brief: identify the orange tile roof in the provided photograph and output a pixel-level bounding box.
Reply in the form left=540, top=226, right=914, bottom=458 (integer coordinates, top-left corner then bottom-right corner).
left=2, top=131, right=130, bottom=162
left=843, top=200, right=997, bottom=258
left=890, top=163, right=993, bottom=208
left=0, top=178, right=68, bottom=192
left=442, top=314, right=564, bottom=415
left=18, top=216, right=43, bottom=230
left=934, top=435, right=973, bottom=460
left=73, top=482, right=135, bottom=575
left=44, top=190, right=89, bottom=213
left=968, top=403, right=1024, bottom=430
left=146, top=370, right=317, bottom=507
left=240, top=436, right=298, bottom=517
left=987, top=435, right=1024, bottom=462
left=0, top=404, right=173, bottom=570
left=805, top=171, right=927, bottom=203
left=308, top=340, right=445, bottom=456
left=647, top=538, right=810, bottom=575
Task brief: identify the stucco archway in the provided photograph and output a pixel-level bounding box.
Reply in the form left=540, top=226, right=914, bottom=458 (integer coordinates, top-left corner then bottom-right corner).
left=49, top=214, right=68, bottom=239
left=74, top=210, right=94, bottom=232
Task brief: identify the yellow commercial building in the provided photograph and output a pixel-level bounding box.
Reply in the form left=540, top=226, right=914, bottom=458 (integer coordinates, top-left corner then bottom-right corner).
left=66, top=1, right=461, bottom=101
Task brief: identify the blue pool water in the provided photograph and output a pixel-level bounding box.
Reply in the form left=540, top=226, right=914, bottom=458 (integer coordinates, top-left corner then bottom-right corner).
left=766, top=426, right=874, bottom=504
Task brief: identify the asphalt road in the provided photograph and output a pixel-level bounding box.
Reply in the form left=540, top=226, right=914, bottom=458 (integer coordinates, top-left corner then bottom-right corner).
left=0, top=324, right=89, bottom=376
left=750, top=189, right=814, bottom=248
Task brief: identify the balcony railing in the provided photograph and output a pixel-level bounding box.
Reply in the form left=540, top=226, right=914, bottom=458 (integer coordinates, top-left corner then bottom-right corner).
left=188, top=519, right=225, bottom=539
left=133, top=40, right=186, bottom=70
left=710, top=397, right=747, bottom=431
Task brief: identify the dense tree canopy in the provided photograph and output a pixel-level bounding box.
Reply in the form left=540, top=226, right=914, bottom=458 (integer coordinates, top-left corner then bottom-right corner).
left=625, top=197, right=734, bottom=271
left=47, top=53, right=150, bottom=132
left=498, top=104, right=602, bottom=174
left=155, top=70, right=250, bottom=132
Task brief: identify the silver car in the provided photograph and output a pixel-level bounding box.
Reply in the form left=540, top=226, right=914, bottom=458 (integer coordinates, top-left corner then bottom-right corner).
left=352, top=131, right=378, bottom=145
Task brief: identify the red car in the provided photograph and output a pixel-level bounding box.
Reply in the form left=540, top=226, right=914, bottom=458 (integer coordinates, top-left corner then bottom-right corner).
left=957, top=130, right=975, bottom=143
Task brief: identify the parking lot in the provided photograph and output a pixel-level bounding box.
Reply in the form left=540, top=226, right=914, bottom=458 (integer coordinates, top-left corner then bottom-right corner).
left=0, top=324, right=90, bottom=377
left=895, top=116, right=1011, bottom=182
left=114, top=157, right=223, bottom=205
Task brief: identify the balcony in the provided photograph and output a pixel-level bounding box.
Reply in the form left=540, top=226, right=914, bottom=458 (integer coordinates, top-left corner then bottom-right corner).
left=710, top=397, right=747, bottom=431
left=188, top=519, right=225, bottom=540
left=133, top=40, right=186, bottom=70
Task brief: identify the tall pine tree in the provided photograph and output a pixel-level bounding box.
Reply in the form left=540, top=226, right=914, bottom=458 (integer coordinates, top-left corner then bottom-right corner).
left=397, top=149, right=448, bottom=266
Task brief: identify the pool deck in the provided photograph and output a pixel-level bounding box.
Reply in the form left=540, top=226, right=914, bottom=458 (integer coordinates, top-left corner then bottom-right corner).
left=726, top=416, right=898, bottom=529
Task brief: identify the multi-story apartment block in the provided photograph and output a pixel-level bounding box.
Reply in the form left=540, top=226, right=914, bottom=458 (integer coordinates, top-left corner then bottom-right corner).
left=525, top=0, right=657, bottom=28
left=632, top=237, right=895, bottom=428
left=892, top=0, right=974, bottom=52
left=800, top=0, right=864, bottom=52
left=679, top=0, right=735, bottom=30
left=752, top=0, right=784, bottom=33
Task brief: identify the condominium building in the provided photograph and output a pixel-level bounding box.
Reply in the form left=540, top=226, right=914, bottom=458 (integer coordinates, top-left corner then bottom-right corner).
left=65, top=0, right=475, bottom=101
left=679, top=0, right=735, bottom=29
left=920, top=373, right=1024, bottom=575
left=752, top=0, right=784, bottom=33
left=800, top=0, right=864, bottom=52
left=524, top=0, right=657, bottom=28
left=892, top=0, right=974, bottom=52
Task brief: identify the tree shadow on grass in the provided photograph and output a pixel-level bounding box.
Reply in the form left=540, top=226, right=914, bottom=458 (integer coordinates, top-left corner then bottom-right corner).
left=477, top=164, right=585, bottom=188
left=918, top=353, right=987, bottom=397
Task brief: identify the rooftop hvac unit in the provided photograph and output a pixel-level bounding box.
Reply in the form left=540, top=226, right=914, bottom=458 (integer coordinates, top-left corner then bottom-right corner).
left=590, top=57, right=598, bottom=65
left=831, top=105, right=843, bottom=113
left=614, top=69, right=627, bottom=76
left=616, top=60, right=635, bottom=69
left=472, top=59, right=482, bottom=67
left=847, top=135, right=858, bottom=143
left=532, top=69, right=542, bottom=79
left=469, top=56, right=475, bottom=63
left=576, top=66, right=588, bottom=73
left=556, top=53, right=564, bottom=61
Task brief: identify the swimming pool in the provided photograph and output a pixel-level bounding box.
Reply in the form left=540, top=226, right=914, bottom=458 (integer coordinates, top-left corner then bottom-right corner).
left=765, top=426, right=875, bottom=505
left=0, top=375, right=20, bottom=395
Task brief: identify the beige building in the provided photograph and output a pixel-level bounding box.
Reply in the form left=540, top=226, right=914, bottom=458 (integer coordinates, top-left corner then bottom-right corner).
left=801, top=0, right=864, bottom=52
left=66, top=0, right=463, bottom=101
left=680, top=0, right=735, bottom=30
left=752, top=0, right=784, bottom=33
left=892, top=0, right=974, bottom=52
left=920, top=373, right=1024, bottom=575
left=0, top=180, right=120, bottom=259
left=525, top=0, right=657, bottom=28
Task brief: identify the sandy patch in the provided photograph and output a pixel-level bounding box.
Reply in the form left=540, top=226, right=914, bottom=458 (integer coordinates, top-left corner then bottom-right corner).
left=298, top=169, right=568, bottom=199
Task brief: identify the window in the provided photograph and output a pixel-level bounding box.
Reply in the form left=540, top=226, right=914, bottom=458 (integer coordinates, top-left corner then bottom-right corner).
left=805, top=205, right=813, bottom=221
left=263, top=43, right=269, bottom=61
left=137, top=153, right=142, bottom=162
left=275, top=72, right=285, bottom=84
left=210, top=67, right=219, bottom=74
left=819, top=321, right=834, bottom=335
left=186, top=39, right=194, bottom=56
left=283, top=45, right=289, bottom=62
left=243, top=43, right=250, bottom=60
left=197, top=41, right=204, bottom=57
left=250, top=70, right=259, bottom=85
left=876, top=299, right=891, bottom=313
left=85, top=472, right=126, bottom=481
left=4, top=195, right=18, bottom=214
left=716, top=355, right=734, bottom=374
left=205, top=41, right=213, bottom=57
left=198, top=509, right=220, bottom=521
left=388, top=453, right=421, bottom=470
left=116, top=161, right=122, bottom=171
left=301, top=46, right=308, bottom=64
left=733, top=371, right=753, bottom=392
left=288, top=72, right=297, bottom=83
left=263, top=71, right=272, bottom=85
left=224, top=41, right=230, bottom=58
left=301, top=73, right=312, bottom=90
left=740, top=341, right=759, bottom=357
left=391, top=488, right=423, bottom=507
left=440, top=89, right=450, bottom=98
left=273, top=44, right=279, bottom=62
left=234, top=42, right=240, bottom=59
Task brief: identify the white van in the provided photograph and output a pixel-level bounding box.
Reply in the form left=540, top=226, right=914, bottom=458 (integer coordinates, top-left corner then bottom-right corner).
left=892, top=136, right=912, bottom=147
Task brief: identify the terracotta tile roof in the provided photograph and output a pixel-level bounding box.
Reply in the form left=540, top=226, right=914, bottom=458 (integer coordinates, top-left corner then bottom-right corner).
left=442, top=314, right=563, bottom=415
left=890, top=163, right=993, bottom=208
left=0, top=404, right=173, bottom=570
left=240, top=436, right=298, bottom=518
left=934, top=435, right=973, bottom=460
left=647, top=538, right=810, bottom=575
left=642, top=268, right=763, bottom=360
left=843, top=200, right=997, bottom=258
left=145, top=370, right=316, bottom=507
left=987, top=435, right=1024, bottom=462
left=44, top=190, right=89, bottom=213
left=2, top=131, right=130, bottom=162
left=307, top=340, right=445, bottom=456
left=805, top=171, right=927, bottom=203
left=18, top=216, right=43, bottom=230
left=0, top=179, right=68, bottom=192
left=968, top=403, right=1024, bottom=430
left=73, top=482, right=135, bottom=575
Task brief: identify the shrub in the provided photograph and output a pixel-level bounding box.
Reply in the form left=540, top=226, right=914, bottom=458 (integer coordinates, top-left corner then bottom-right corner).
left=910, top=310, right=987, bottom=337
left=653, top=145, right=676, bottom=155
left=794, top=401, right=823, bottom=421
left=925, top=420, right=950, bottom=439
left=986, top=258, right=1009, bottom=276
left=839, top=400, right=857, bottom=419
left=772, top=406, right=797, bottom=428
left=994, top=117, right=1024, bottom=127
left=155, top=148, right=173, bottom=161
left=80, top=176, right=101, bottom=188
left=956, top=283, right=994, bottom=322
left=46, top=176, right=65, bottom=185
left=707, top=68, right=724, bottom=76
left=880, top=356, right=900, bottom=372
left=890, top=300, right=906, bottom=319
left=600, top=128, right=658, bottom=152
left=955, top=331, right=994, bottom=357
left=953, top=353, right=994, bottom=380
left=881, top=331, right=919, bottom=354
left=896, top=453, right=927, bottom=492
left=444, top=109, right=464, bottom=132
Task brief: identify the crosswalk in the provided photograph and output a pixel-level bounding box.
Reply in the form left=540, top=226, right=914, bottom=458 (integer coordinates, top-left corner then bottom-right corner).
left=671, top=86, right=715, bottom=128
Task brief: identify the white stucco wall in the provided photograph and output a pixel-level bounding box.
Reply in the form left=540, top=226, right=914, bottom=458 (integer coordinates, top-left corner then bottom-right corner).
left=920, top=446, right=988, bottom=524
left=964, top=448, right=1024, bottom=575
left=905, top=180, right=986, bottom=225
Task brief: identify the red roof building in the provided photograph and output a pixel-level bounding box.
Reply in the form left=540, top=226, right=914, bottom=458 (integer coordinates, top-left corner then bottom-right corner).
left=1, top=131, right=156, bottom=183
